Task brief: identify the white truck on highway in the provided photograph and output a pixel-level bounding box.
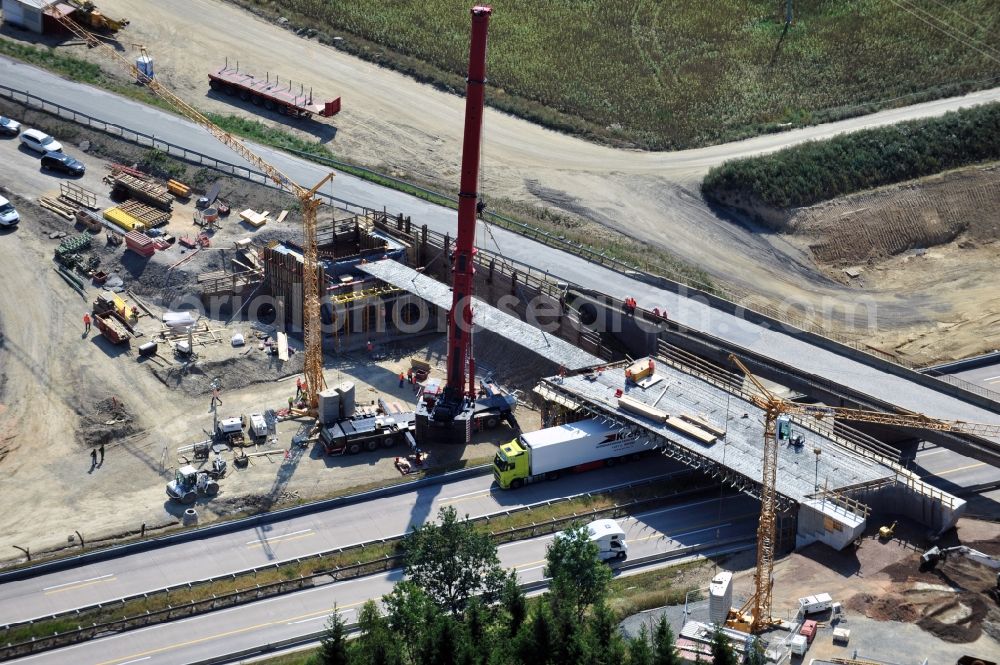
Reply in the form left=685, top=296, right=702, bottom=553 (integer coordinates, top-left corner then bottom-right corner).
left=493, top=418, right=652, bottom=489
left=586, top=519, right=628, bottom=560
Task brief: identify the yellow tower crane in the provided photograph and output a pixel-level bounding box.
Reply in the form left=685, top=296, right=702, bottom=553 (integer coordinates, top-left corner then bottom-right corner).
left=727, top=353, right=1000, bottom=633
left=54, top=17, right=332, bottom=410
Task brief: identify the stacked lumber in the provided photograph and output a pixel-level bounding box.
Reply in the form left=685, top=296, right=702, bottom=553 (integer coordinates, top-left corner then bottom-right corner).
left=618, top=395, right=668, bottom=423
left=665, top=416, right=717, bottom=445
left=239, top=208, right=270, bottom=228
left=117, top=200, right=171, bottom=228
left=678, top=413, right=726, bottom=437
left=38, top=196, right=78, bottom=221
left=104, top=167, right=172, bottom=211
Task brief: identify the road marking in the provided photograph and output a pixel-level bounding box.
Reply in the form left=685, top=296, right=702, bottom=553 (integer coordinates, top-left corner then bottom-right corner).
left=246, top=528, right=313, bottom=547
left=983, top=374, right=1000, bottom=382
left=440, top=488, right=492, bottom=501
left=499, top=533, right=557, bottom=550
left=118, top=658, right=151, bottom=665
left=43, top=574, right=115, bottom=594
left=632, top=495, right=738, bottom=520
left=928, top=462, right=986, bottom=477
left=289, top=608, right=355, bottom=625
left=916, top=448, right=947, bottom=458
left=91, top=598, right=371, bottom=665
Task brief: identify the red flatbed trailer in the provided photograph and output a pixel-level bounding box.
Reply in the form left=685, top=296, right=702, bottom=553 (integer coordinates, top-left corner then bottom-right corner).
left=208, top=65, right=341, bottom=118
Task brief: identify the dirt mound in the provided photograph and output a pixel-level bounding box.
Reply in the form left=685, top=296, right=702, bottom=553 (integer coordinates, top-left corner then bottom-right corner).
left=76, top=395, right=139, bottom=448
left=846, top=592, right=922, bottom=623
left=151, top=350, right=304, bottom=396
left=916, top=592, right=992, bottom=643
left=789, top=165, right=1000, bottom=267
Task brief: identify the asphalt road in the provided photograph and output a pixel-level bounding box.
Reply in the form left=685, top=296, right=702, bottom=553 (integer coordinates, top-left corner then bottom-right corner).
left=5, top=57, right=999, bottom=434
left=0, top=457, right=695, bottom=624
left=951, top=362, right=1000, bottom=392
left=8, top=495, right=758, bottom=665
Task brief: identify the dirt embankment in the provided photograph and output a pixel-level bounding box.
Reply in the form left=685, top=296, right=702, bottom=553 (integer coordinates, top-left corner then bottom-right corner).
left=788, top=165, right=1000, bottom=268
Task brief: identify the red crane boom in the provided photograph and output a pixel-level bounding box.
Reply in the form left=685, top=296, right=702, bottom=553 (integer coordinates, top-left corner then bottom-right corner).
left=444, top=5, right=491, bottom=403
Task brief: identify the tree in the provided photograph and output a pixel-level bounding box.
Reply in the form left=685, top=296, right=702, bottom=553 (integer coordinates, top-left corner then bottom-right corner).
left=628, top=625, right=653, bottom=665
left=404, top=505, right=511, bottom=614
left=317, top=605, right=349, bottom=665
left=744, top=635, right=766, bottom=665
left=352, top=600, right=402, bottom=665
left=652, top=615, right=680, bottom=665
left=502, top=574, right=528, bottom=635
left=710, top=625, right=739, bottom=665
left=545, top=523, right=612, bottom=620
left=383, top=581, right=438, bottom=664
left=515, top=603, right=554, bottom=665
left=587, top=602, right=625, bottom=665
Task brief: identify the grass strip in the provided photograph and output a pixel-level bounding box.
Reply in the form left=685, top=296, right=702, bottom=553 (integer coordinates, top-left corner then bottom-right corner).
left=0, top=475, right=705, bottom=646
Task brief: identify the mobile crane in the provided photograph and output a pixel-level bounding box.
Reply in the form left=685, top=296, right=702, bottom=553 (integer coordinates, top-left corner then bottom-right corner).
left=413, top=5, right=517, bottom=445
left=50, top=13, right=332, bottom=412
left=726, top=354, right=1000, bottom=633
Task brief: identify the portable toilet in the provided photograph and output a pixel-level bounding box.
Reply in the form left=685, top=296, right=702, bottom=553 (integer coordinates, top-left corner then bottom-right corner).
left=136, top=54, right=154, bottom=83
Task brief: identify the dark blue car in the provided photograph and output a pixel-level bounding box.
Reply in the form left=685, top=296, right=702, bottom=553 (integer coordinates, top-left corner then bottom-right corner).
left=41, top=151, right=86, bottom=176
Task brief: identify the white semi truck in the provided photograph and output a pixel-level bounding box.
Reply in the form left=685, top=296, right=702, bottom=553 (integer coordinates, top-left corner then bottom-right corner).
left=493, top=418, right=652, bottom=489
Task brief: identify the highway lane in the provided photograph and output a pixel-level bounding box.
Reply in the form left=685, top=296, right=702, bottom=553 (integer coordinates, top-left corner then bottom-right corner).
left=915, top=444, right=1000, bottom=514
left=0, top=457, right=689, bottom=623
left=4, top=56, right=998, bottom=436
left=8, top=496, right=758, bottom=665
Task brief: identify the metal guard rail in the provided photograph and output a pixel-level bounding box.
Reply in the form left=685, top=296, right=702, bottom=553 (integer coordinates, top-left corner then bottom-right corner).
left=0, top=472, right=710, bottom=659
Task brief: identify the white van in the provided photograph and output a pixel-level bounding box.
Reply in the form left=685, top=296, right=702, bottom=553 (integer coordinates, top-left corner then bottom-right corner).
left=586, top=519, right=628, bottom=561
left=19, top=128, right=62, bottom=154
left=0, top=196, right=19, bottom=227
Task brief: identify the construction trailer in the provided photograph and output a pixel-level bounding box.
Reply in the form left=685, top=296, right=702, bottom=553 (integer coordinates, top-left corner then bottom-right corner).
left=208, top=63, right=341, bottom=118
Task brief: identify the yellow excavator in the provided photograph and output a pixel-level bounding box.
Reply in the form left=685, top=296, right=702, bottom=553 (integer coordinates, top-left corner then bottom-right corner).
left=67, top=0, right=129, bottom=34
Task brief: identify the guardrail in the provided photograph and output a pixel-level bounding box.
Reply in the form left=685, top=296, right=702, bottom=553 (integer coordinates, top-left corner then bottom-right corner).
left=184, top=537, right=756, bottom=665
left=0, top=472, right=711, bottom=659
left=4, top=82, right=999, bottom=411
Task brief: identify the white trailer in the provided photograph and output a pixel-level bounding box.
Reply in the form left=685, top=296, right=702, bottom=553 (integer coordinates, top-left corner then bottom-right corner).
left=493, top=418, right=653, bottom=489
left=798, top=593, right=833, bottom=615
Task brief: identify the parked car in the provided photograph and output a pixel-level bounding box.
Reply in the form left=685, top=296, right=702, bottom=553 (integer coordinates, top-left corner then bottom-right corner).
left=41, top=151, right=85, bottom=176
left=0, top=116, right=20, bottom=137
left=0, top=196, right=20, bottom=227
left=19, top=128, right=62, bottom=154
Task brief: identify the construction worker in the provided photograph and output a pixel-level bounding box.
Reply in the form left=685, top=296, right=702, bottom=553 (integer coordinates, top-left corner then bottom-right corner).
left=83, top=313, right=91, bottom=333
left=367, top=340, right=374, bottom=354
left=210, top=388, right=222, bottom=409
left=399, top=372, right=405, bottom=388
left=295, top=378, right=304, bottom=400
left=287, top=396, right=294, bottom=410
left=90, top=448, right=97, bottom=468
left=99, top=444, right=105, bottom=464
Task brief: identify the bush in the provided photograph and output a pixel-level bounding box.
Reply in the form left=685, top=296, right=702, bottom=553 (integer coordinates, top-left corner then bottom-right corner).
left=702, top=103, right=1000, bottom=209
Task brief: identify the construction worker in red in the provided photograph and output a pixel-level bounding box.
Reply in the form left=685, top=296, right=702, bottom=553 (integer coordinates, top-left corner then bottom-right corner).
left=83, top=313, right=92, bottom=333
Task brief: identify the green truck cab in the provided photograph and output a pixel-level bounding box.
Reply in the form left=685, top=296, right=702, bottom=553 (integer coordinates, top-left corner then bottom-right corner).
left=493, top=439, right=529, bottom=489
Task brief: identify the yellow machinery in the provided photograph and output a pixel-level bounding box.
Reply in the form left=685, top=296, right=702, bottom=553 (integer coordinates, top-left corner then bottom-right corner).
left=726, top=354, right=1000, bottom=633
left=54, top=15, right=332, bottom=411
left=68, top=1, right=129, bottom=33
left=878, top=521, right=897, bottom=540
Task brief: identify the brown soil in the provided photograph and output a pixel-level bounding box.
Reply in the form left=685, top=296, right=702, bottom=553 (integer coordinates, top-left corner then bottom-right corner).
left=17, top=0, right=1000, bottom=367
left=790, top=165, right=1000, bottom=268
left=0, top=115, right=542, bottom=563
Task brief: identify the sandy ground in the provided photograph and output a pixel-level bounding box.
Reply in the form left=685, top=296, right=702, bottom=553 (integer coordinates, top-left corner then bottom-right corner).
left=0, top=125, right=540, bottom=562
left=13, top=0, right=995, bottom=364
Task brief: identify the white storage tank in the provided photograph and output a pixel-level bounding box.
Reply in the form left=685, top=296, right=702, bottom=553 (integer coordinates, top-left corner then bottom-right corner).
left=708, top=571, right=733, bottom=624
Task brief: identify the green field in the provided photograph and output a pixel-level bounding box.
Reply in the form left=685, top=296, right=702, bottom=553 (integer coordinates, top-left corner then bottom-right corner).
left=236, top=0, right=1000, bottom=149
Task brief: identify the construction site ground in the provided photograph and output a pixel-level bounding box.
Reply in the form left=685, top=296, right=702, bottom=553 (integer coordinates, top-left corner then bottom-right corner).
left=8, top=0, right=998, bottom=365
left=0, top=116, right=541, bottom=563
left=623, top=517, right=1000, bottom=663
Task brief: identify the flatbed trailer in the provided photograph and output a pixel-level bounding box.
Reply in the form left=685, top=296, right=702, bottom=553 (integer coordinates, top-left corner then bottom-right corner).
left=208, top=65, right=341, bottom=118
left=320, top=411, right=415, bottom=455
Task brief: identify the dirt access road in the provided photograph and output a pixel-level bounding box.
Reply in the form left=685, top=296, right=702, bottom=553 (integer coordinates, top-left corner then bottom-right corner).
left=73, top=0, right=1000, bottom=334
